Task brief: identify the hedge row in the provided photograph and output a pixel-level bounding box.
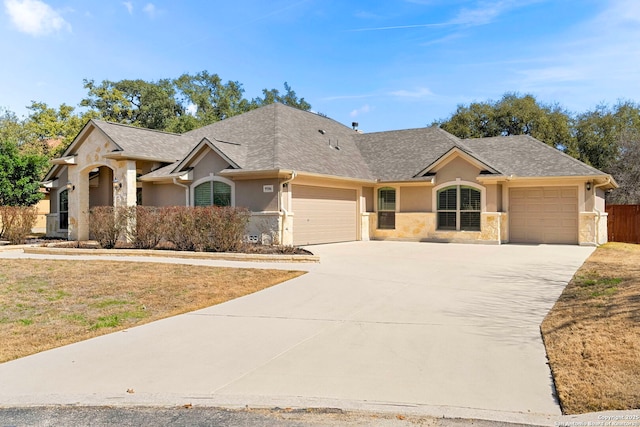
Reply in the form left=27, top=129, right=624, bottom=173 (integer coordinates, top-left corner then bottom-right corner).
left=0, top=206, right=38, bottom=245
left=89, top=206, right=251, bottom=252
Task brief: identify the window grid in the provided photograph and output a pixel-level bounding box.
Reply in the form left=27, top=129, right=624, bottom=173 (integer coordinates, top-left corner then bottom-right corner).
left=59, top=189, right=69, bottom=230
left=378, top=187, right=396, bottom=230
left=194, top=181, right=232, bottom=207
left=437, top=185, right=481, bottom=231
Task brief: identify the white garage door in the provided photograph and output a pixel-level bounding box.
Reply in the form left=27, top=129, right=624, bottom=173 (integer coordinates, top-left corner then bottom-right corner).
left=510, top=187, right=578, bottom=244
left=292, top=185, right=357, bottom=245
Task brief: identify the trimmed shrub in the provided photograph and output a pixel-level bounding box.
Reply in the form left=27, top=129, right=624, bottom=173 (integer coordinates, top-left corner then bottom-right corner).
left=123, top=206, right=166, bottom=249
left=0, top=205, right=38, bottom=245
left=162, top=206, right=199, bottom=251
left=201, top=206, right=251, bottom=252
left=161, top=206, right=250, bottom=252
left=89, top=206, right=127, bottom=249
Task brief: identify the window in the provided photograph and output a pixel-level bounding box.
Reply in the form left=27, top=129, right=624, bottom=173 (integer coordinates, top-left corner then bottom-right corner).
left=437, top=185, right=481, bottom=231
left=378, top=187, right=396, bottom=229
left=59, top=189, right=69, bottom=230
left=194, top=180, right=232, bottom=207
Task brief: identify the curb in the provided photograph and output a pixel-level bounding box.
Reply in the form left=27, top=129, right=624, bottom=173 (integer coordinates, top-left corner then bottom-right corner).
left=22, top=247, right=319, bottom=263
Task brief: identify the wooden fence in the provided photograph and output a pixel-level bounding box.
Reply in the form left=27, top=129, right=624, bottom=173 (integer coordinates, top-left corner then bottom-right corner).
left=606, top=205, right=640, bottom=244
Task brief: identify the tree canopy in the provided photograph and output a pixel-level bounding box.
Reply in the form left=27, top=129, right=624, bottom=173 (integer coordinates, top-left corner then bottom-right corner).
left=436, top=94, right=640, bottom=203
left=0, top=140, right=48, bottom=206
left=0, top=71, right=312, bottom=206
left=80, top=73, right=311, bottom=133
left=434, top=93, right=575, bottom=155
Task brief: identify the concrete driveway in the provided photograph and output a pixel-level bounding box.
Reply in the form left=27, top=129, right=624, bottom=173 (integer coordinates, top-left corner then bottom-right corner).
left=0, top=242, right=594, bottom=422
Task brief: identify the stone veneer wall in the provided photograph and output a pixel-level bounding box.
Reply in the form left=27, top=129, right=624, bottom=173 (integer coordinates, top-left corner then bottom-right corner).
left=579, top=212, right=608, bottom=246
left=369, top=212, right=504, bottom=244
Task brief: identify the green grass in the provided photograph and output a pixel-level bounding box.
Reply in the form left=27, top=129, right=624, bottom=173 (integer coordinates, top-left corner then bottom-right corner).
left=90, top=310, right=147, bottom=330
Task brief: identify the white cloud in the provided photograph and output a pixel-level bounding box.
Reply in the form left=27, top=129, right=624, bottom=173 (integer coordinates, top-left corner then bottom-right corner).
left=4, top=0, right=71, bottom=36
left=143, top=3, right=157, bottom=18
left=350, top=104, right=372, bottom=118
left=123, top=1, right=133, bottom=15
left=389, top=87, right=433, bottom=98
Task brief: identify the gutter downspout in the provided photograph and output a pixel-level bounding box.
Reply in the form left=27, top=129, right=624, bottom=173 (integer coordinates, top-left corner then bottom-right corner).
left=279, top=171, right=297, bottom=245
left=173, top=177, right=190, bottom=206
left=592, top=177, right=612, bottom=246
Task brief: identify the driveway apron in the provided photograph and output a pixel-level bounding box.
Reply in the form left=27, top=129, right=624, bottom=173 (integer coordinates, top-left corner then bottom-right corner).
left=0, top=242, right=594, bottom=417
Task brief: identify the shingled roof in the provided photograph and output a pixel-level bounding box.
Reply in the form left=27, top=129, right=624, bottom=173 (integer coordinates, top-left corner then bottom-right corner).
left=90, top=120, right=188, bottom=162
left=52, top=103, right=610, bottom=182
left=463, top=135, right=609, bottom=178
left=183, top=103, right=373, bottom=179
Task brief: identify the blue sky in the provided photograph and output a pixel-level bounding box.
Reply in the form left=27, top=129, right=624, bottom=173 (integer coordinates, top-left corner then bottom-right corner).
left=1, top=0, right=639, bottom=132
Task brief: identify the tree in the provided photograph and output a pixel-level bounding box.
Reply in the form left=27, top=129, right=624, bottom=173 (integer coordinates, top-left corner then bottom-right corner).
left=0, top=140, right=48, bottom=206
left=252, top=82, right=311, bottom=111
left=21, top=102, right=94, bottom=156
left=80, top=78, right=183, bottom=130
left=173, top=71, right=251, bottom=128
left=607, top=129, right=640, bottom=204
left=436, top=93, right=575, bottom=153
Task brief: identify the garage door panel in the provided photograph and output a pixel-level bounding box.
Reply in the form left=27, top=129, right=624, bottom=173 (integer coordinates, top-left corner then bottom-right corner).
left=292, top=185, right=357, bottom=245
left=509, top=186, right=578, bottom=244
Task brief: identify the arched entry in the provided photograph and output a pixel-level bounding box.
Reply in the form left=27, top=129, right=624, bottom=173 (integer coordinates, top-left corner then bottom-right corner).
left=88, top=166, right=114, bottom=209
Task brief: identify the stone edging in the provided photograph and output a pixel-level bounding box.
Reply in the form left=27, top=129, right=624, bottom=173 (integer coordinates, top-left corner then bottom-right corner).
left=21, top=247, right=319, bottom=263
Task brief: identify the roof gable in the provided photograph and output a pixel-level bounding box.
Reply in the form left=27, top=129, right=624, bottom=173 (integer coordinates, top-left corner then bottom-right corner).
left=416, top=146, right=500, bottom=177
left=172, top=137, right=239, bottom=174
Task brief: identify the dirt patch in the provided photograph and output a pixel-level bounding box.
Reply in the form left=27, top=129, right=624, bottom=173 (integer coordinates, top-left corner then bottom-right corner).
left=541, top=242, right=640, bottom=414
left=0, top=259, right=304, bottom=363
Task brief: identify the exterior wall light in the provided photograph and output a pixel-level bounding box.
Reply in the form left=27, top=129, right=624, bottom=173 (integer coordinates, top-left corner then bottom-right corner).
left=586, top=182, right=592, bottom=191
left=113, top=178, right=122, bottom=190
left=66, top=181, right=75, bottom=191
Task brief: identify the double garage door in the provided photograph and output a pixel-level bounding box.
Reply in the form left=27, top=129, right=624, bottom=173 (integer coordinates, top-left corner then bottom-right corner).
left=510, top=186, right=578, bottom=244
left=292, top=185, right=357, bottom=245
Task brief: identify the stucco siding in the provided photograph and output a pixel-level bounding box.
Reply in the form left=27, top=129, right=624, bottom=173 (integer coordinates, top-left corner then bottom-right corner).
left=363, top=187, right=374, bottom=212
left=399, top=186, right=430, bottom=212
left=485, top=184, right=501, bottom=212
left=145, top=183, right=186, bottom=206
left=433, top=156, right=481, bottom=185
left=89, top=167, right=113, bottom=208
left=192, top=150, right=231, bottom=182
left=235, top=179, right=279, bottom=211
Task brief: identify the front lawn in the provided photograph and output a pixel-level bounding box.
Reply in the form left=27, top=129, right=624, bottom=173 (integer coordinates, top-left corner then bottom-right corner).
left=0, top=259, right=304, bottom=363
left=541, top=242, right=640, bottom=414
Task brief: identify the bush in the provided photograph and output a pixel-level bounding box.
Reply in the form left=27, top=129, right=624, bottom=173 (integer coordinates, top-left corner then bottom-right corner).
left=160, top=206, right=250, bottom=252
left=162, top=206, right=199, bottom=251
left=87, top=205, right=250, bottom=252
left=0, top=205, right=37, bottom=244
left=202, top=206, right=251, bottom=252
left=123, top=206, right=166, bottom=249
left=89, top=206, right=127, bottom=249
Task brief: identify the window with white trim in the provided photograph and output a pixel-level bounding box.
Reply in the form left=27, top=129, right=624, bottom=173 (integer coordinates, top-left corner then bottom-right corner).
left=194, top=181, right=232, bottom=207
left=377, top=187, right=396, bottom=229
left=59, top=189, right=69, bottom=230
left=437, top=185, right=481, bottom=231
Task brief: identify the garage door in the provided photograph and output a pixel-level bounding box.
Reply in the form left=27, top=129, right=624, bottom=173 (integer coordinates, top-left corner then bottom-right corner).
left=510, top=187, right=578, bottom=244
left=292, top=185, right=357, bottom=245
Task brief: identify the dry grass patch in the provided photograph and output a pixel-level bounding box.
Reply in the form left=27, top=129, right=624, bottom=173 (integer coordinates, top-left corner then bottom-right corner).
left=0, top=259, right=304, bottom=363
left=541, top=242, right=640, bottom=414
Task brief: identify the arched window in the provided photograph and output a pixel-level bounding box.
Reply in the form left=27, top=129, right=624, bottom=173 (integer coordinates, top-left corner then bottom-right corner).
left=59, top=189, right=69, bottom=230
left=377, top=187, right=396, bottom=229
left=194, top=180, right=232, bottom=207
left=437, top=185, right=481, bottom=231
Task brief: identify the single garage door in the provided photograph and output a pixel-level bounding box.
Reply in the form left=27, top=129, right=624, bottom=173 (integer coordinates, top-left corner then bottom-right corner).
left=510, top=186, right=578, bottom=244
left=292, top=185, right=357, bottom=245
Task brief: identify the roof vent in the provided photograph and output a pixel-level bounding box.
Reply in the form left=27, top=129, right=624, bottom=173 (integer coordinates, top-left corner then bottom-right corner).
left=352, top=122, right=359, bottom=131
left=318, top=129, right=326, bottom=135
